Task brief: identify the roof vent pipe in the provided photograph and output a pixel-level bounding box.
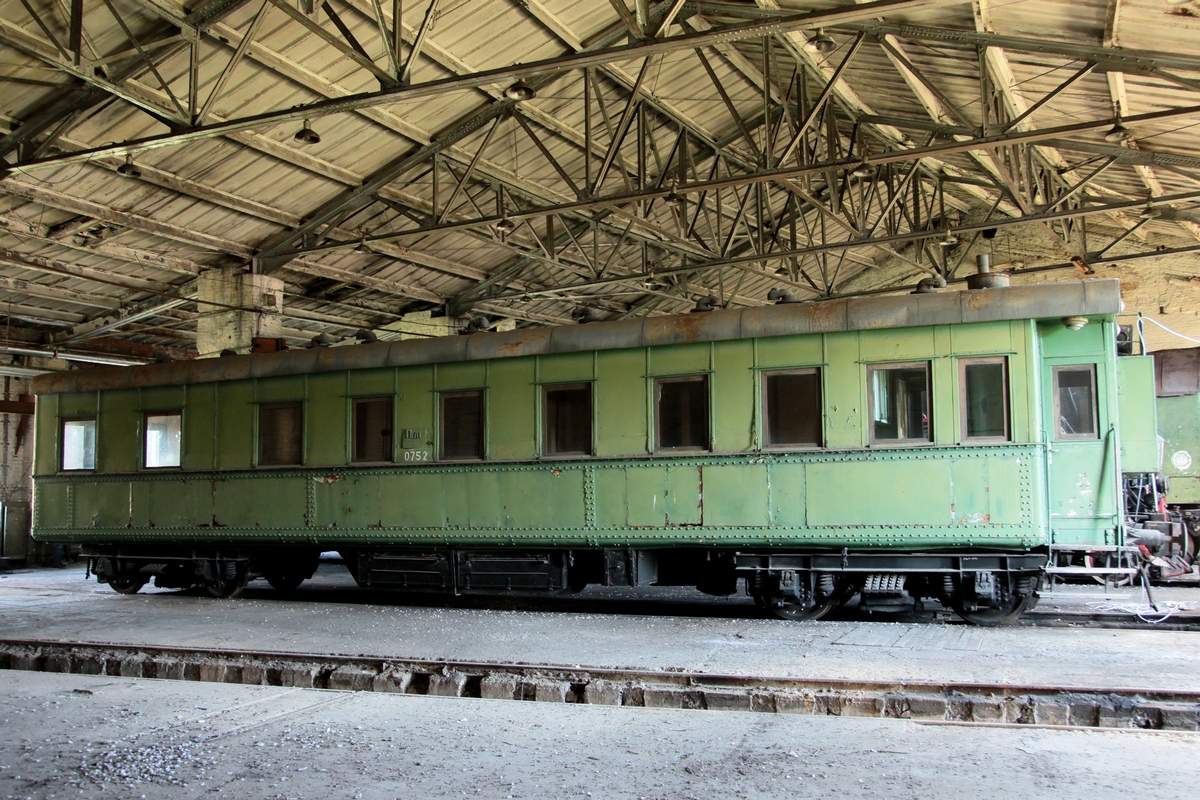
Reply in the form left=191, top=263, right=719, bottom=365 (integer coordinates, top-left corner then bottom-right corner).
left=966, top=253, right=1010, bottom=290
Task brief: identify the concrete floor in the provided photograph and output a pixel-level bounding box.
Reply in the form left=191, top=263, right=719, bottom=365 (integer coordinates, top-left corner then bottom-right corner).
left=3, top=670, right=1199, bottom=800
left=1, top=563, right=1198, bottom=690
left=1, top=564, right=1199, bottom=799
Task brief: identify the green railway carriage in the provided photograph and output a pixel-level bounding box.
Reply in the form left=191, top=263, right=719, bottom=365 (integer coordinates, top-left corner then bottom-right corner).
left=31, top=279, right=1147, bottom=623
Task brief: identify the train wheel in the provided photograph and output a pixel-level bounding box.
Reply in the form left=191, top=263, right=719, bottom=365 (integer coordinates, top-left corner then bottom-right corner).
left=204, top=561, right=247, bottom=599
left=265, top=572, right=305, bottom=593
left=765, top=577, right=853, bottom=622
left=953, top=594, right=1033, bottom=626
left=108, top=575, right=147, bottom=595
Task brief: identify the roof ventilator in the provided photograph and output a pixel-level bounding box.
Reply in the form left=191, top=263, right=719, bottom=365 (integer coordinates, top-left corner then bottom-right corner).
left=966, top=253, right=1009, bottom=290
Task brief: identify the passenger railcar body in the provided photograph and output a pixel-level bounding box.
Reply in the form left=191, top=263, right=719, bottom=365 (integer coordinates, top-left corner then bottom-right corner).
left=31, top=279, right=1146, bottom=623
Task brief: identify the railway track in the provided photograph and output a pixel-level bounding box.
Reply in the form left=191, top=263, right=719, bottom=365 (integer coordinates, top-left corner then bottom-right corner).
left=1, top=637, right=1197, bottom=732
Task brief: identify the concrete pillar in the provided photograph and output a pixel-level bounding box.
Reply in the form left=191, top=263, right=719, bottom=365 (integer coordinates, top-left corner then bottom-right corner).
left=196, top=268, right=284, bottom=357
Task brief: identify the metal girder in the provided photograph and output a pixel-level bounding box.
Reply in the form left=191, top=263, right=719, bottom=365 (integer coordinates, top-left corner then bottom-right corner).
left=0, top=0, right=252, bottom=159
left=8, top=0, right=963, bottom=171
left=265, top=104, right=1200, bottom=259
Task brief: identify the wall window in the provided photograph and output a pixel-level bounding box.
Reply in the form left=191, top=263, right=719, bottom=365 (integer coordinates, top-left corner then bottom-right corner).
left=259, top=402, right=304, bottom=466
left=543, top=384, right=592, bottom=456
left=441, top=391, right=484, bottom=460
left=352, top=397, right=393, bottom=462
left=144, top=411, right=182, bottom=468
left=868, top=362, right=931, bottom=443
left=1054, top=365, right=1098, bottom=439
left=655, top=376, right=710, bottom=451
left=61, top=418, right=96, bottom=471
left=762, top=369, right=822, bottom=447
left=960, top=358, right=1009, bottom=441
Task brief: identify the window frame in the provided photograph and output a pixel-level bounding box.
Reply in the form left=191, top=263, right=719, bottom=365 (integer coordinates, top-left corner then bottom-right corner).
left=59, top=416, right=97, bottom=472
left=1052, top=364, right=1100, bottom=441
left=866, top=360, right=933, bottom=445
left=142, top=409, right=183, bottom=469
left=439, top=389, right=486, bottom=461
left=350, top=396, right=395, bottom=464
left=257, top=401, right=305, bottom=467
left=958, top=357, right=1010, bottom=443
left=541, top=382, right=594, bottom=458
left=760, top=368, right=823, bottom=449
left=653, top=374, right=712, bottom=453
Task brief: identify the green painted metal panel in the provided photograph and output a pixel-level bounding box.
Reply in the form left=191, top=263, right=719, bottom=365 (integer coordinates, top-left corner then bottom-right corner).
left=1038, top=321, right=1106, bottom=357
left=32, top=446, right=1047, bottom=548
left=58, top=391, right=97, bottom=418
left=97, top=390, right=137, bottom=474
left=951, top=321, right=1013, bottom=354
left=33, top=394, right=58, bottom=476
left=931, top=329, right=955, bottom=446
left=665, top=463, right=702, bottom=525
left=1116, top=356, right=1159, bottom=474
left=497, top=469, right=586, bottom=528
left=73, top=479, right=129, bottom=528
left=807, top=458, right=954, bottom=526
left=1047, top=441, right=1116, bottom=524
left=538, top=352, right=594, bottom=384
left=182, top=384, right=216, bottom=471
left=1158, top=393, right=1200, bottom=504
left=255, top=375, right=306, bottom=403
left=768, top=462, right=807, bottom=526
left=823, top=333, right=861, bottom=448
left=712, top=340, right=754, bottom=452
left=755, top=335, right=822, bottom=369
left=435, top=361, right=486, bottom=391
left=395, top=365, right=435, bottom=452
left=215, top=380, right=254, bottom=470
left=139, top=385, right=185, bottom=412
left=488, top=359, right=537, bottom=460
left=648, top=342, right=709, bottom=376
left=379, top=472, right=443, bottom=528
left=703, top=462, right=769, bottom=527
left=212, top=476, right=307, bottom=528
left=306, top=372, right=347, bottom=466
left=594, top=349, right=646, bottom=456
left=622, top=466, right=664, bottom=526
left=314, top=472, right=380, bottom=530
left=859, top=327, right=935, bottom=361
left=347, top=368, right=395, bottom=397
left=33, top=482, right=70, bottom=528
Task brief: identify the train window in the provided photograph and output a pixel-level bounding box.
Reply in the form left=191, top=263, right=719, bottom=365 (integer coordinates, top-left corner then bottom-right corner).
left=441, top=390, right=485, bottom=460
left=258, top=402, right=304, bottom=466
left=543, top=384, right=592, bottom=456
left=352, top=397, right=393, bottom=462
left=144, top=411, right=182, bottom=468
left=1054, top=365, right=1098, bottom=439
left=656, top=376, right=710, bottom=451
left=61, top=418, right=96, bottom=471
left=762, top=370, right=822, bottom=447
left=868, top=362, right=931, bottom=443
left=960, top=358, right=1009, bottom=441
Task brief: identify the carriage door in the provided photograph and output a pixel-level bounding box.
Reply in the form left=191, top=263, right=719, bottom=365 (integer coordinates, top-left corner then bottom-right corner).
left=1043, top=358, right=1120, bottom=547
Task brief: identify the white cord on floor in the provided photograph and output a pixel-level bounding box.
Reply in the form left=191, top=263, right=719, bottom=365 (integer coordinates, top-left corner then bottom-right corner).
left=1085, top=600, right=1194, bottom=623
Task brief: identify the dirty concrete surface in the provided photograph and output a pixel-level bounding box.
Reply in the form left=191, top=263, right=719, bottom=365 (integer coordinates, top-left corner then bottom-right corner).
left=1, top=564, right=1199, bottom=691
left=2, top=670, right=1198, bottom=800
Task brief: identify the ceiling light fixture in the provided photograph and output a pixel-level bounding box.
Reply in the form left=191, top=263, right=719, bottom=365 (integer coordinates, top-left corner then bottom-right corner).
left=1103, top=119, right=1132, bottom=143
left=1139, top=202, right=1160, bottom=220
left=116, top=155, right=141, bottom=178
left=504, top=82, right=536, bottom=101
left=804, top=29, right=836, bottom=55
left=294, top=119, right=321, bottom=145
left=938, top=231, right=959, bottom=247
left=663, top=182, right=685, bottom=207
left=851, top=157, right=875, bottom=179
